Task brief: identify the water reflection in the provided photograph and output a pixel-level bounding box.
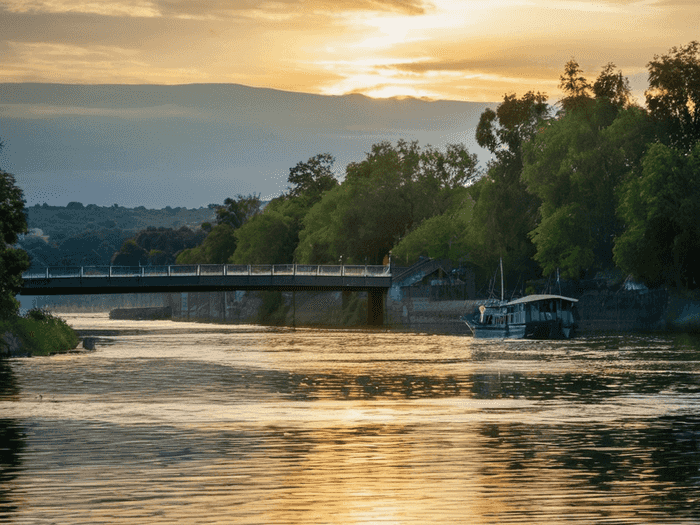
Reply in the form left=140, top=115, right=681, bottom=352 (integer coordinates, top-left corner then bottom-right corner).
left=0, top=360, right=25, bottom=519
left=1, top=315, right=699, bottom=523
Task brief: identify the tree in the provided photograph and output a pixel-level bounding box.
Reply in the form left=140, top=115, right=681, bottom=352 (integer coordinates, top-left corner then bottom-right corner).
left=476, top=91, right=549, bottom=165
left=558, top=59, right=593, bottom=113
left=216, top=194, right=262, bottom=229
left=593, top=62, right=633, bottom=109
left=176, top=223, right=237, bottom=264
left=471, top=92, right=548, bottom=277
left=391, top=191, right=474, bottom=266
left=614, top=142, right=700, bottom=289
left=646, top=41, right=700, bottom=151
left=287, top=153, right=338, bottom=204
left=230, top=212, right=297, bottom=264
left=1, top=169, right=30, bottom=318
left=523, top=104, right=652, bottom=278
left=294, top=141, right=478, bottom=265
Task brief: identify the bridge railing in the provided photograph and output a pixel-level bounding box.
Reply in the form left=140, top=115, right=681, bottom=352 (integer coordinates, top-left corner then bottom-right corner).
left=23, top=264, right=392, bottom=279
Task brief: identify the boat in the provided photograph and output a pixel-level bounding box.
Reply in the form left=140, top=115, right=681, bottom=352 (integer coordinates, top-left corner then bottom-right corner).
left=463, top=294, right=578, bottom=339
left=461, top=260, right=578, bottom=339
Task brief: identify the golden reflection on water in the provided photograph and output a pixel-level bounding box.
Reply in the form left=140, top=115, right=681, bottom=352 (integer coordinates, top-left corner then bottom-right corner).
left=1, top=313, right=699, bottom=523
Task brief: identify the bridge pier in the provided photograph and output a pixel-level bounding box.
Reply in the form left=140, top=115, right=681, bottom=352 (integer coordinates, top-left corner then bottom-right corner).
left=367, top=289, right=386, bottom=326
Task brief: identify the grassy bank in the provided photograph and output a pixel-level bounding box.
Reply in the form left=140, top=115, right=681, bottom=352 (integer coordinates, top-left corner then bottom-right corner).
left=0, top=310, right=79, bottom=357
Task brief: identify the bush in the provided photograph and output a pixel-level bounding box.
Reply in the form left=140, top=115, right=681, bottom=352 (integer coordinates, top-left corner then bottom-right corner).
left=0, top=311, right=79, bottom=357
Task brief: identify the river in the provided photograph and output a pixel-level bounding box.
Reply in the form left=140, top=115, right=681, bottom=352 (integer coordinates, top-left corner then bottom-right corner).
left=1, top=313, right=699, bottom=524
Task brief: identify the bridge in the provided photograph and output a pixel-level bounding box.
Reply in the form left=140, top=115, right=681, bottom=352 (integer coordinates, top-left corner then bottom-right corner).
left=19, top=264, right=392, bottom=325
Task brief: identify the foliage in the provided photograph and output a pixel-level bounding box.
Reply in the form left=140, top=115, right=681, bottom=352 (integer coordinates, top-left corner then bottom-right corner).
left=471, top=92, right=548, bottom=277
left=391, top=190, right=473, bottom=266
left=593, top=62, right=633, bottom=109
left=614, top=142, right=700, bottom=289
left=476, top=91, right=549, bottom=163
left=176, top=223, right=237, bottom=264
left=228, top=155, right=340, bottom=265
left=230, top=212, right=297, bottom=264
left=296, top=140, right=479, bottom=265
left=0, top=311, right=79, bottom=356
left=0, top=169, right=30, bottom=318
left=112, top=239, right=148, bottom=266
left=215, top=194, right=262, bottom=229
left=523, top=103, right=652, bottom=278
left=287, top=153, right=338, bottom=204
left=646, top=41, right=700, bottom=151
left=558, top=59, right=593, bottom=113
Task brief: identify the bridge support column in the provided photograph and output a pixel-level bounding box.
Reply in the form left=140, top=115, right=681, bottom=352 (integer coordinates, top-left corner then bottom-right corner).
left=367, top=289, right=385, bottom=326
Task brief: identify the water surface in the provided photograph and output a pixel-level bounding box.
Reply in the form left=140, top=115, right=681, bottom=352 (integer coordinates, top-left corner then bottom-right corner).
left=1, top=314, right=699, bottom=523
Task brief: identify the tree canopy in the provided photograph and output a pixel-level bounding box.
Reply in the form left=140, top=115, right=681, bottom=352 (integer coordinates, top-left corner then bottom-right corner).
left=0, top=168, right=30, bottom=318
left=646, top=41, right=700, bottom=151
left=215, top=194, right=262, bottom=229
left=614, top=142, right=700, bottom=289
left=296, top=140, right=479, bottom=265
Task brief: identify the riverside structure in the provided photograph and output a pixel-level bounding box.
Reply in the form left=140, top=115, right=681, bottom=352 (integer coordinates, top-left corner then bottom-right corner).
left=19, top=264, right=392, bottom=325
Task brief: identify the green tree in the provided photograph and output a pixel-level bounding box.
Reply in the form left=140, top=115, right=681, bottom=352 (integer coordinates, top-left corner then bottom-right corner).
left=216, top=194, right=262, bottom=229
left=391, top=190, right=474, bottom=266
left=614, top=142, right=700, bottom=289
left=287, top=153, right=338, bottom=204
left=228, top=154, right=341, bottom=265
left=476, top=91, right=549, bottom=163
left=295, top=141, right=478, bottom=265
left=0, top=169, right=30, bottom=318
left=558, top=58, right=593, bottom=113
left=176, top=223, right=237, bottom=264
left=646, top=41, right=700, bottom=151
left=471, top=91, right=549, bottom=277
left=294, top=184, right=345, bottom=264
left=523, top=104, right=652, bottom=278
left=230, top=212, right=297, bottom=264
left=593, top=62, right=633, bottom=109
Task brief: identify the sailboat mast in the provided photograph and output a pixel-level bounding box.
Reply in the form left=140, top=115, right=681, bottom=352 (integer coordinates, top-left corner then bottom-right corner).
left=500, top=257, right=504, bottom=302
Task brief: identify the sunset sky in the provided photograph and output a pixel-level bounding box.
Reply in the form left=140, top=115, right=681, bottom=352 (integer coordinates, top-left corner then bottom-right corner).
left=1, top=0, right=698, bottom=103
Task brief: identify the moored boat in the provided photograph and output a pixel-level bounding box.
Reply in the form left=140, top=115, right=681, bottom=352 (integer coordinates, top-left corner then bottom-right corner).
left=463, top=294, right=578, bottom=339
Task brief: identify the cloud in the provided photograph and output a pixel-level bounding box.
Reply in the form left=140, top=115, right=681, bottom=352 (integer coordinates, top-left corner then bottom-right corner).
left=0, top=0, right=429, bottom=19
left=0, top=0, right=161, bottom=17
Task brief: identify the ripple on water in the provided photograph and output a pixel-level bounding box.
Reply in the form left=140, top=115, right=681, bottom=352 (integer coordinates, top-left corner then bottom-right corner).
left=1, top=314, right=699, bottom=524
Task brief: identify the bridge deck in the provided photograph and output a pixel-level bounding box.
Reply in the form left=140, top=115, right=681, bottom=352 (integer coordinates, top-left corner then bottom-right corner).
left=19, top=264, right=392, bottom=295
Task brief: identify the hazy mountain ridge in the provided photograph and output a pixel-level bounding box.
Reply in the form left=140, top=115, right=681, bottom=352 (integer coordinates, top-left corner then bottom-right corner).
left=20, top=203, right=217, bottom=269
left=0, top=83, right=493, bottom=208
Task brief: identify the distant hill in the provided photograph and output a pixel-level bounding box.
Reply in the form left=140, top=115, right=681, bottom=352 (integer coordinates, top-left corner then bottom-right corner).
left=25, top=202, right=216, bottom=241
left=0, top=83, right=493, bottom=208
left=20, top=203, right=216, bottom=269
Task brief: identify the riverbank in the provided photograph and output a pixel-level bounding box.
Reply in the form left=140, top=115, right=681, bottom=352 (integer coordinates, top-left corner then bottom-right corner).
left=156, top=286, right=698, bottom=335
left=0, top=310, right=80, bottom=357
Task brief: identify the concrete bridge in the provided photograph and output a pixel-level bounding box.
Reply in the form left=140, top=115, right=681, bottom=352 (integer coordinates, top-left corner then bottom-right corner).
left=19, top=264, right=391, bottom=325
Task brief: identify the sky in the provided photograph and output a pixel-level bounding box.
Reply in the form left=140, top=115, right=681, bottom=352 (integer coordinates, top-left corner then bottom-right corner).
left=1, top=0, right=698, bottom=103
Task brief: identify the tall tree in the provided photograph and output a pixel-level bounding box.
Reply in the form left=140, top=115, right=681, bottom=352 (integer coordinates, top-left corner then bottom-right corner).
left=593, top=62, right=633, bottom=109
left=176, top=224, right=237, bottom=264
left=0, top=168, right=30, bottom=318
left=523, top=104, right=652, bottom=278
left=646, top=41, right=700, bottom=151
left=614, top=142, right=700, bottom=290
left=295, top=141, right=478, bottom=265
left=558, top=59, right=593, bottom=113
left=216, top=194, right=262, bottom=229
left=471, top=91, right=548, bottom=277
left=476, top=91, right=549, bottom=165
left=287, top=153, right=338, bottom=204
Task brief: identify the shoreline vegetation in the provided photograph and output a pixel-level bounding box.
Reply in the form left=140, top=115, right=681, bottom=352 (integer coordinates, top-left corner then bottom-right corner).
left=0, top=309, right=79, bottom=358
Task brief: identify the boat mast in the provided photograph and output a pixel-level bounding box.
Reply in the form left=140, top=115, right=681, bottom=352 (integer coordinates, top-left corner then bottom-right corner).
left=500, top=256, right=504, bottom=302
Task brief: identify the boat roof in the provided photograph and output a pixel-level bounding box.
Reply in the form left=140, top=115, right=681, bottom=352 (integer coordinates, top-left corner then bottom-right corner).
left=506, top=294, right=578, bottom=305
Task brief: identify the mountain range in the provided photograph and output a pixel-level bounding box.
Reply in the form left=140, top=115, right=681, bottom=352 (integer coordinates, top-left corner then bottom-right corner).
left=0, top=83, right=493, bottom=208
